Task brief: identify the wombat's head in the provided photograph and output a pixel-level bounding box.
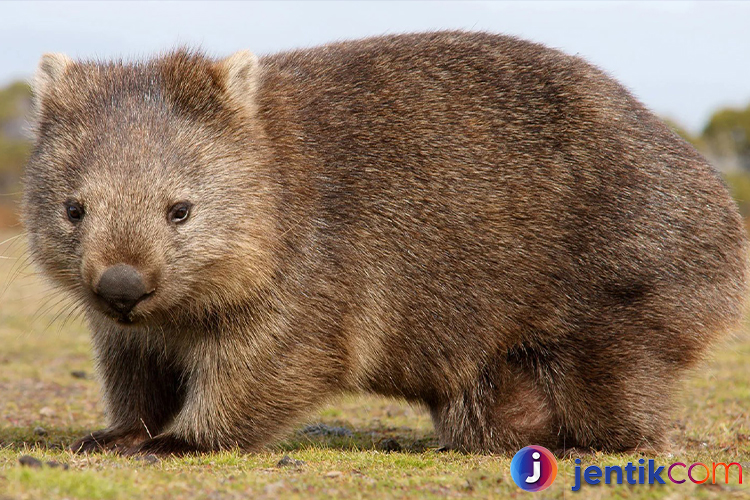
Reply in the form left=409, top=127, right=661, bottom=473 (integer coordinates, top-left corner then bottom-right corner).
left=23, top=50, right=277, bottom=326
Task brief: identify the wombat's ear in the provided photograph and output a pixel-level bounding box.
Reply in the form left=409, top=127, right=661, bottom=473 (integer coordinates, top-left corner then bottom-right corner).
left=218, top=50, right=260, bottom=113
left=31, top=54, right=73, bottom=121
left=33, top=53, right=73, bottom=110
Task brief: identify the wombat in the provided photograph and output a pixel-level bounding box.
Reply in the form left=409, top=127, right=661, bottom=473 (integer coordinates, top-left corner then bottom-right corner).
left=22, top=31, right=748, bottom=455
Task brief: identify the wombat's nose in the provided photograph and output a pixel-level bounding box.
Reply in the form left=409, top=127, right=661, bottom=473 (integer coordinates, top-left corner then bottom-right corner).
left=95, top=264, right=148, bottom=315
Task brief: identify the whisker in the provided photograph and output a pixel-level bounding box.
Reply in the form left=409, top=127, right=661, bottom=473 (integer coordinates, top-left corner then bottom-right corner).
left=45, top=300, right=80, bottom=333
left=0, top=233, right=24, bottom=247
left=57, top=301, right=87, bottom=334
left=31, top=294, right=73, bottom=327
left=2, top=253, right=33, bottom=296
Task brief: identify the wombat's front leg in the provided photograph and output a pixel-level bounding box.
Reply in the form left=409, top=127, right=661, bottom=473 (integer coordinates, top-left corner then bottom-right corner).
left=127, top=331, right=341, bottom=456
left=72, top=428, right=149, bottom=454
left=72, top=335, right=186, bottom=453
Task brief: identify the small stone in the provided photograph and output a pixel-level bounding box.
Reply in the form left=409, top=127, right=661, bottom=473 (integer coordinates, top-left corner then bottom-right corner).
left=378, top=438, right=402, bottom=453
left=19, top=455, right=42, bottom=468
left=299, top=424, right=353, bottom=438
left=39, top=407, right=55, bottom=418
left=135, top=454, right=160, bottom=465
left=70, top=370, right=89, bottom=379
left=276, top=455, right=305, bottom=467
left=33, top=426, right=47, bottom=436
left=46, top=461, right=69, bottom=470
left=325, top=470, right=343, bottom=479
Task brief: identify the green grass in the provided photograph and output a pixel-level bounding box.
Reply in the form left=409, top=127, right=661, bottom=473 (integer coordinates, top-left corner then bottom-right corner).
left=0, top=229, right=749, bottom=499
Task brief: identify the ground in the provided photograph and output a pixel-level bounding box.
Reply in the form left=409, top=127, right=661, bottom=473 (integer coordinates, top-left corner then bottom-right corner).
left=0, top=230, right=748, bottom=499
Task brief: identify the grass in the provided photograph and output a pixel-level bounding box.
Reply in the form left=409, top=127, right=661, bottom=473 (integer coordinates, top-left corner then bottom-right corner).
left=0, top=229, right=749, bottom=499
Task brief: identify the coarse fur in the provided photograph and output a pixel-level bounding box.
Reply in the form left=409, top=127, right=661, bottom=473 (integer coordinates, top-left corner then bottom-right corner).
left=22, top=31, right=748, bottom=455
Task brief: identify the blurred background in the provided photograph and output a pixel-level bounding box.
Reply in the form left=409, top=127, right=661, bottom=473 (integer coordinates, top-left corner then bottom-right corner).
left=1, top=0, right=750, bottom=228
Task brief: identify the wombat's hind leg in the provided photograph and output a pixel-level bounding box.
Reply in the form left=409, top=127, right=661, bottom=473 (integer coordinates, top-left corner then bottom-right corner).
left=542, top=333, right=673, bottom=453
left=430, top=361, right=559, bottom=453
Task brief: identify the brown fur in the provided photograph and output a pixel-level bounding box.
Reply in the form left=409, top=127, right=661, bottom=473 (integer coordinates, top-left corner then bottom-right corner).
left=22, top=31, right=748, bottom=455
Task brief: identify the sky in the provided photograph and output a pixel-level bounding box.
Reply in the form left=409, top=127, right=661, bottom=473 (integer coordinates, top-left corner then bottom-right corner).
left=2, top=1, right=749, bottom=134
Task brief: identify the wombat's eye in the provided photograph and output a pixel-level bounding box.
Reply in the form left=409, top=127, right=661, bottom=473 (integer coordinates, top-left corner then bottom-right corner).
left=64, top=201, right=84, bottom=223
left=168, top=201, right=192, bottom=224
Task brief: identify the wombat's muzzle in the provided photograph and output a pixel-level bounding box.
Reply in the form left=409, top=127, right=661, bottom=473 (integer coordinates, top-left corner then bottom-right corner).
left=94, top=264, right=150, bottom=317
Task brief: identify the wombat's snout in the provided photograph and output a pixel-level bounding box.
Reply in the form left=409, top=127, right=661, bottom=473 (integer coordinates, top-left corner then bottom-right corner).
left=94, top=264, right=150, bottom=316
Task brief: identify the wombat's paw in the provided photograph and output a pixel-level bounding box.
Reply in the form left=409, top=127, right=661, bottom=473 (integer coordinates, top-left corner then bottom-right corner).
left=124, top=434, right=206, bottom=457
left=70, top=429, right=147, bottom=454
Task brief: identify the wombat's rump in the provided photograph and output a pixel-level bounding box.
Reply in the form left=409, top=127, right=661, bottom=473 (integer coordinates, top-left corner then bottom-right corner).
left=23, top=31, right=747, bottom=455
